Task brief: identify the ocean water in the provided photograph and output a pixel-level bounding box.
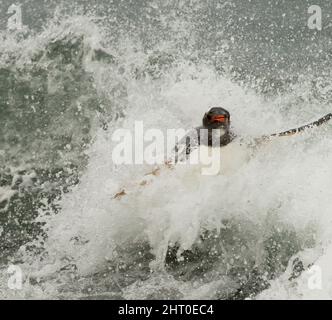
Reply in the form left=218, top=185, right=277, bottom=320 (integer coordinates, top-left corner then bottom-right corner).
left=0, top=0, right=332, bottom=299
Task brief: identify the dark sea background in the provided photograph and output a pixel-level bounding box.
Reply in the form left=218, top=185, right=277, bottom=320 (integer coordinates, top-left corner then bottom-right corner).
left=0, top=0, right=332, bottom=299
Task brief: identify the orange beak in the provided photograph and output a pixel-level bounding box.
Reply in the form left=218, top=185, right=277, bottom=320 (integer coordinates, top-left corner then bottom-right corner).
left=211, top=115, right=227, bottom=123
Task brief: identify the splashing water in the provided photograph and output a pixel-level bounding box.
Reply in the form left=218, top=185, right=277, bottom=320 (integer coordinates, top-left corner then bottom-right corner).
left=1, top=1, right=332, bottom=300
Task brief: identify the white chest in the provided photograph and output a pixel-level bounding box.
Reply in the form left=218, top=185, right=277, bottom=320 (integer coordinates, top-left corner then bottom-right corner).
left=188, top=142, right=251, bottom=176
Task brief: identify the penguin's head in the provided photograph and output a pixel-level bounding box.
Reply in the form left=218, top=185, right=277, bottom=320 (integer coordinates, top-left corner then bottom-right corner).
left=203, top=107, right=230, bottom=130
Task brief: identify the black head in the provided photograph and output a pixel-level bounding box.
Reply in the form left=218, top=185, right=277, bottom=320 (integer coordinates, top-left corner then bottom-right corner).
left=203, top=107, right=230, bottom=130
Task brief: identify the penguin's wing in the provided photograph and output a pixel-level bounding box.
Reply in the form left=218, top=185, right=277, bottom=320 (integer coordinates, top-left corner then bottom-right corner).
left=252, top=113, right=332, bottom=146
left=171, top=128, right=200, bottom=163
left=271, top=113, right=332, bottom=137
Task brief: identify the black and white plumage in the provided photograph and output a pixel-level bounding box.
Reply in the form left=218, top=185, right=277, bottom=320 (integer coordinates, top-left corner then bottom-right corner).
left=172, top=107, right=235, bottom=163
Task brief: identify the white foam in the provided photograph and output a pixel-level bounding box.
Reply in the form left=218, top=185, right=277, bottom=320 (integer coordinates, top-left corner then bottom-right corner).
left=5, top=16, right=332, bottom=299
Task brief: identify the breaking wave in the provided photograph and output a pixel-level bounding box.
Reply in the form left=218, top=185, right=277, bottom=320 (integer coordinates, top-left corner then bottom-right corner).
left=1, top=1, right=332, bottom=299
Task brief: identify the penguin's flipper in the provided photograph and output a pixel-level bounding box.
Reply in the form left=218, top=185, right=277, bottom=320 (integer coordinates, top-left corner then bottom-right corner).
left=271, top=113, right=332, bottom=138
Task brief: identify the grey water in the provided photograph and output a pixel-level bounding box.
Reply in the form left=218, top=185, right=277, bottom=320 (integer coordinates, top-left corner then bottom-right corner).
left=0, top=0, right=332, bottom=299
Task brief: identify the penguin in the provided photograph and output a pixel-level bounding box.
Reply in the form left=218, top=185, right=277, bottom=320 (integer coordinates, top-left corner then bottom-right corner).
left=173, top=108, right=332, bottom=163
left=173, top=107, right=236, bottom=163
left=113, top=109, right=332, bottom=198
left=201, top=107, right=235, bottom=147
